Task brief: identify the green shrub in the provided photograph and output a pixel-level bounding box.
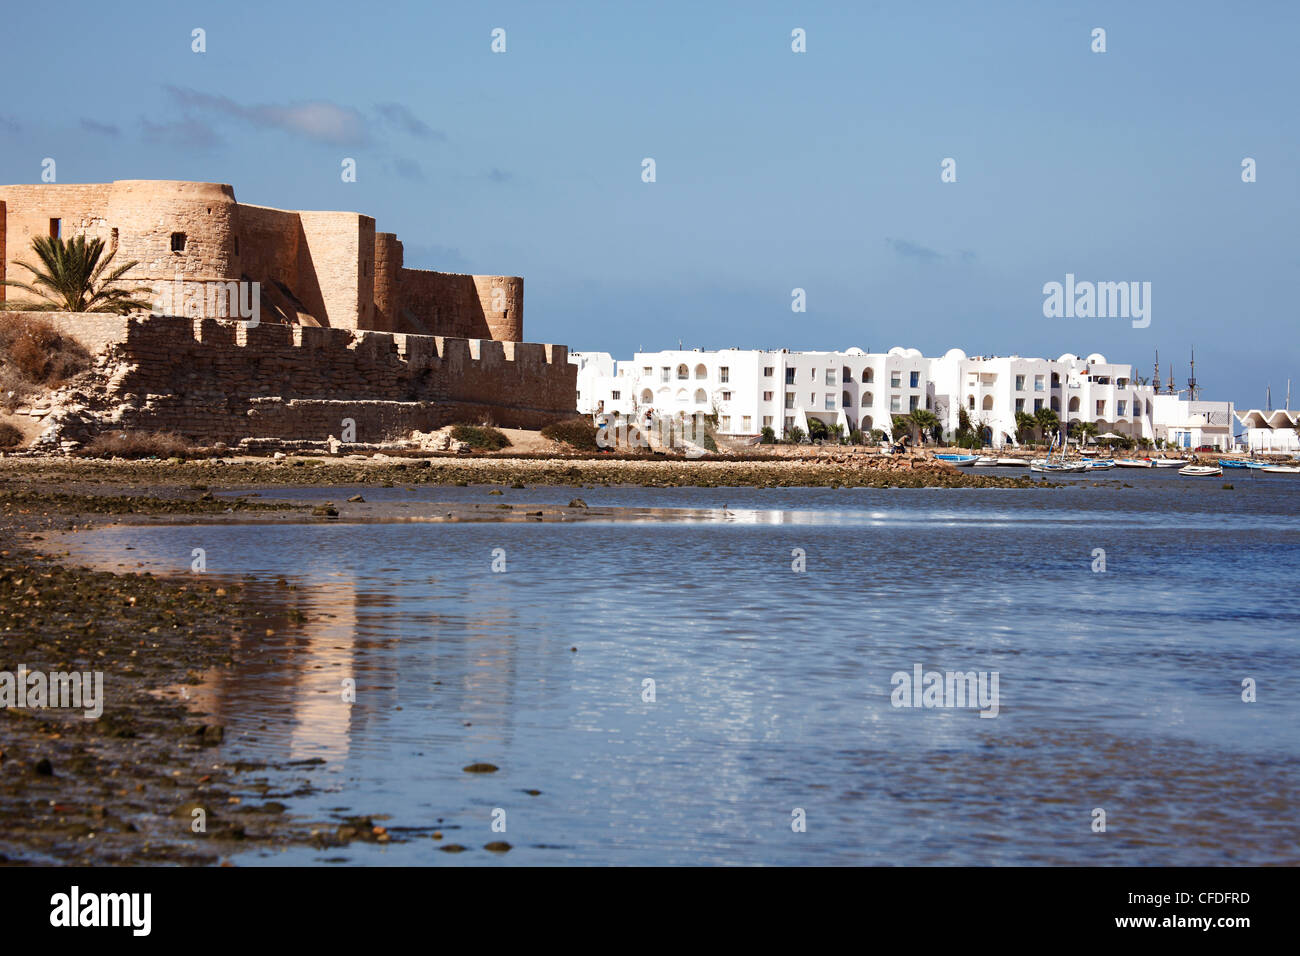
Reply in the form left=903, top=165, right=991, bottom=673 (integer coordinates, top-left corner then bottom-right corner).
left=759, top=426, right=776, bottom=445
left=449, top=424, right=511, bottom=451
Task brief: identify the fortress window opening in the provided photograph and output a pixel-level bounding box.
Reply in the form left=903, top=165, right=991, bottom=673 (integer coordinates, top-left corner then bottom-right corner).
left=171, top=232, right=186, bottom=252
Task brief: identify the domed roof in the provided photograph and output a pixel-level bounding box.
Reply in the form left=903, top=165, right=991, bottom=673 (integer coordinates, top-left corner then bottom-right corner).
left=943, top=348, right=967, bottom=361
left=904, top=347, right=923, bottom=359
left=887, top=346, right=906, bottom=356
left=844, top=346, right=865, bottom=355
left=1085, top=352, right=1107, bottom=365
left=1057, top=352, right=1079, bottom=364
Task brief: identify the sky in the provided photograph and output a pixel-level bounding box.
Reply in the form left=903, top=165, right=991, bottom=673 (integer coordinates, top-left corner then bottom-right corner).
left=1, top=0, right=1296, bottom=409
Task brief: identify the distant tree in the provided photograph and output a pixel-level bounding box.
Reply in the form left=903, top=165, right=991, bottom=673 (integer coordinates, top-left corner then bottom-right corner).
left=759, top=425, right=776, bottom=444
left=807, top=417, right=830, bottom=442
left=1034, top=407, right=1061, bottom=442
left=907, top=408, right=941, bottom=445
left=890, top=415, right=912, bottom=442
left=1014, top=411, right=1037, bottom=445
left=787, top=424, right=806, bottom=444
left=3, top=235, right=152, bottom=314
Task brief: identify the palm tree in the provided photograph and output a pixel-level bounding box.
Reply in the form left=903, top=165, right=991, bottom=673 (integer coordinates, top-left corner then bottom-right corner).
left=3, top=234, right=152, bottom=314
left=1034, top=407, right=1060, bottom=443
left=907, top=408, right=941, bottom=445
left=1014, top=411, right=1037, bottom=445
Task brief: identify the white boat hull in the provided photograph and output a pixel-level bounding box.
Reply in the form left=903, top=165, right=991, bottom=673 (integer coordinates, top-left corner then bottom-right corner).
left=1179, top=465, right=1223, bottom=477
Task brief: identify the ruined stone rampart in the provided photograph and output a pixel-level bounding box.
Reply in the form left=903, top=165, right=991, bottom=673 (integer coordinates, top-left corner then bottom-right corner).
left=3, top=313, right=576, bottom=450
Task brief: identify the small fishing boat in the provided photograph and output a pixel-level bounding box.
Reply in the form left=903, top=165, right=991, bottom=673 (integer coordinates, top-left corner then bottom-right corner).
left=1115, top=457, right=1154, bottom=468
left=1218, top=459, right=1250, bottom=469
left=1261, top=465, right=1300, bottom=474
left=935, top=453, right=978, bottom=467
left=1178, top=464, right=1223, bottom=477
left=1081, top=458, right=1115, bottom=471
left=972, top=456, right=1000, bottom=466
left=996, top=457, right=1029, bottom=467
left=1031, top=459, right=1086, bottom=472
left=1151, top=458, right=1188, bottom=468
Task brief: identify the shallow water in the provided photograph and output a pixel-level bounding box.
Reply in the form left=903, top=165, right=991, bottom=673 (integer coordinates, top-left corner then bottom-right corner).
left=57, top=473, right=1300, bottom=865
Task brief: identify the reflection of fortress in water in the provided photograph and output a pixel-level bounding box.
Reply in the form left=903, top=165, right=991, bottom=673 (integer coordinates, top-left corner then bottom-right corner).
left=191, top=570, right=531, bottom=763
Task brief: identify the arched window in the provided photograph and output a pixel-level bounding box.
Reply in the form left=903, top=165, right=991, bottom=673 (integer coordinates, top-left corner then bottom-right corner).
left=864, top=368, right=875, bottom=383
left=861, top=415, right=873, bottom=432
left=640, top=389, right=653, bottom=403
left=694, top=388, right=707, bottom=404
left=676, top=364, right=688, bottom=380
left=1068, top=396, right=1080, bottom=413
left=694, top=364, right=707, bottom=379
left=982, top=395, right=994, bottom=410
left=842, top=366, right=852, bottom=382
left=862, top=391, right=873, bottom=406
left=1050, top=396, right=1060, bottom=412
left=842, top=391, right=852, bottom=407
left=675, top=388, right=689, bottom=403
left=1050, top=372, right=1060, bottom=387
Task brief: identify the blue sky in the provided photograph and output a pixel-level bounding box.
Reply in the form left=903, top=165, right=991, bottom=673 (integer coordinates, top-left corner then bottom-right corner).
left=2, top=0, right=1296, bottom=407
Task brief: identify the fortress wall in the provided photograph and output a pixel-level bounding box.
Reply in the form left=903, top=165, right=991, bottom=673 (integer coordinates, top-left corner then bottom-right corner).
left=0, top=184, right=114, bottom=302
left=84, top=315, right=575, bottom=443
left=0, top=311, right=131, bottom=355
left=298, top=211, right=374, bottom=330
left=235, top=203, right=300, bottom=287
left=397, top=270, right=523, bottom=341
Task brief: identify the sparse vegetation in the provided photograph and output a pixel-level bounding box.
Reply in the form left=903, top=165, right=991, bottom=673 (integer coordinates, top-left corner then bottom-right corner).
left=0, top=315, right=93, bottom=410
left=541, top=419, right=598, bottom=451
left=0, top=421, right=24, bottom=449
left=81, top=430, right=195, bottom=459
left=449, top=423, right=511, bottom=451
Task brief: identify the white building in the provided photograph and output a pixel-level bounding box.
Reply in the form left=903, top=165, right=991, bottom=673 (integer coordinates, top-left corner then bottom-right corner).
left=573, top=346, right=1235, bottom=450
left=1235, top=409, right=1300, bottom=453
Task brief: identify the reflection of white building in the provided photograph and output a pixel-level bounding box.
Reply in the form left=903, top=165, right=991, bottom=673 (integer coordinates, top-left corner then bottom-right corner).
left=1236, top=409, right=1300, bottom=453
left=573, top=347, right=1234, bottom=449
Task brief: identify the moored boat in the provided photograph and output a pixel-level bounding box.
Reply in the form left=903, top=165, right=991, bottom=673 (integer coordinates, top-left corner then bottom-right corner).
left=996, top=457, right=1029, bottom=467
left=1115, top=457, right=1154, bottom=468
left=1151, top=458, right=1188, bottom=468
left=1031, top=459, right=1086, bottom=473
left=972, top=456, right=1000, bottom=466
left=1178, top=464, right=1223, bottom=477
left=935, top=453, right=978, bottom=466
left=1081, top=458, right=1114, bottom=471
left=1260, top=465, right=1300, bottom=474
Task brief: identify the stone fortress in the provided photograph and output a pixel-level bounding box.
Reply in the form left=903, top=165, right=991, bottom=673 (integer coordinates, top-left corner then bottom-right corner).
left=0, top=180, right=576, bottom=449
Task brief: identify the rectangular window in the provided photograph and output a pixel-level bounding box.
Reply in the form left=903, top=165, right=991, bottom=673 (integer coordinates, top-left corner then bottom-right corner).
left=909, top=395, right=919, bottom=412
left=643, top=367, right=652, bottom=377
left=785, top=392, right=795, bottom=409
left=1096, top=400, right=1106, bottom=417
left=785, top=368, right=796, bottom=384
left=764, top=366, right=774, bottom=377
left=1015, top=375, right=1026, bottom=391
left=611, top=391, right=621, bottom=400
left=721, top=416, right=731, bottom=431
left=810, top=393, right=816, bottom=406
left=763, top=416, right=773, bottom=428
left=1034, top=375, right=1045, bottom=391
left=719, top=367, right=730, bottom=383
left=763, top=391, right=773, bottom=402
left=1015, top=398, right=1025, bottom=413
left=891, top=372, right=901, bottom=387
left=910, top=371, right=920, bottom=388
left=661, top=367, right=670, bottom=382
left=721, top=391, right=732, bottom=401
left=827, top=369, right=837, bottom=386
left=784, top=416, right=795, bottom=433
left=49, top=218, right=61, bottom=239
left=1034, top=398, right=1043, bottom=412
left=742, top=416, right=752, bottom=431
left=891, top=395, right=901, bottom=412
left=1117, top=400, right=1127, bottom=416
left=825, top=394, right=835, bottom=410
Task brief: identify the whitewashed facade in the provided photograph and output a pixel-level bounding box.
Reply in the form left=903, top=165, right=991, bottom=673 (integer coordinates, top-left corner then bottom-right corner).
left=573, top=347, right=1235, bottom=450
